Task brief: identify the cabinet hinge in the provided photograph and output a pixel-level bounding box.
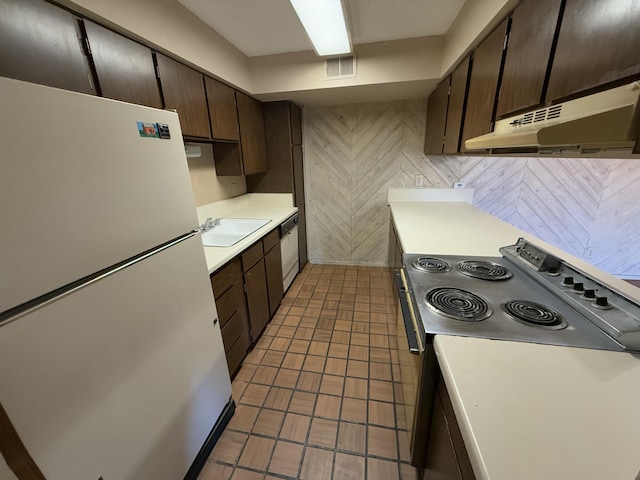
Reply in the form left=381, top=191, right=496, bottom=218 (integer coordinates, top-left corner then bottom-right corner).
left=503, top=33, right=509, bottom=51
left=155, top=64, right=160, bottom=79
left=448, top=85, right=451, bottom=96
left=243, top=284, right=247, bottom=293
left=83, top=36, right=92, bottom=55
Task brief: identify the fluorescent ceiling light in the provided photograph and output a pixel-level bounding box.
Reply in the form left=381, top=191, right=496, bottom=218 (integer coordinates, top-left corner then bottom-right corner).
left=289, top=0, right=351, bottom=56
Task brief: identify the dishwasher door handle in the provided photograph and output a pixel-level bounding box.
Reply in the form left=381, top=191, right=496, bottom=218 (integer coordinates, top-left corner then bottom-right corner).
left=395, top=270, right=421, bottom=354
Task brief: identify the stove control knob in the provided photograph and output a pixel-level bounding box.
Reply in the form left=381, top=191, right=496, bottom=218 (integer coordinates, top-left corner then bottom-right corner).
left=594, top=296, right=612, bottom=309
left=562, top=276, right=574, bottom=287
left=582, top=289, right=596, bottom=300
left=571, top=282, right=584, bottom=293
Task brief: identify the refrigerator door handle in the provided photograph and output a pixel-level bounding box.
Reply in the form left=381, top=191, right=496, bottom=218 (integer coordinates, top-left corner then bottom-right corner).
left=0, top=231, right=198, bottom=328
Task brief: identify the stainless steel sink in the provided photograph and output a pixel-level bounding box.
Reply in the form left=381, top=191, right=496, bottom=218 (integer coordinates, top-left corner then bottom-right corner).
left=201, top=218, right=271, bottom=247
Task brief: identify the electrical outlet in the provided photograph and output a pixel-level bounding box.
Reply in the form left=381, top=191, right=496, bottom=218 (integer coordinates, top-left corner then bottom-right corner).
left=415, top=174, right=424, bottom=187
left=454, top=182, right=465, bottom=189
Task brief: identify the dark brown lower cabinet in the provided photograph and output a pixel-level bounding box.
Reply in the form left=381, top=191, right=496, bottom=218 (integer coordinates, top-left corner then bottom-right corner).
left=210, top=258, right=250, bottom=378
left=242, top=241, right=270, bottom=341
left=264, top=234, right=284, bottom=317
left=424, top=377, right=476, bottom=480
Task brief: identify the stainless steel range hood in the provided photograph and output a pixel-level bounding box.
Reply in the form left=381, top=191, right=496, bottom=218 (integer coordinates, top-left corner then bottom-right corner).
left=465, top=81, right=640, bottom=154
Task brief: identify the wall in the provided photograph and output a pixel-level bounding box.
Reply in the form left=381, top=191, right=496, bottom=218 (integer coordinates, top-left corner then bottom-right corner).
left=185, top=143, right=246, bottom=206
left=303, top=100, right=640, bottom=278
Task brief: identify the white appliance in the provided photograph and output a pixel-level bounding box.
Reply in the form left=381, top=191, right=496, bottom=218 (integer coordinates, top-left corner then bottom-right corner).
left=0, top=77, right=232, bottom=480
left=280, top=213, right=299, bottom=291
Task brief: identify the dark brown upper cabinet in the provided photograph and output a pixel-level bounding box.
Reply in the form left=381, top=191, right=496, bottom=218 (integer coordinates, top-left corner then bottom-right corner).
left=496, top=0, right=563, bottom=118
left=461, top=19, right=509, bottom=152
left=84, top=20, right=162, bottom=108
left=156, top=53, right=211, bottom=139
left=246, top=101, right=308, bottom=268
left=0, top=0, right=94, bottom=94
left=424, top=78, right=450, bottom=155
left=237, top=92, right=268, bottom=175
left=443, top=56, right=471, bottom=154
left=546, top=0, right=640, bottom=103
left=205, top=77, right=240, bottom=141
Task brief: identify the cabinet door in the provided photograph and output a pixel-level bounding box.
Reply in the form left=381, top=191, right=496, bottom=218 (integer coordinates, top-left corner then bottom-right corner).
left=443, top=57, right=471, bottom=154
left=156, top=53, right=211, bottom=138
left=496, top=0, right=562, bottom=117
left=546, top=0, right=640, bottom=102
left=205, top=77, right=240, bottom=141
left=461, top=19, right=509, bottom=152
left=244, top=258, right=270, bottom=341
left=293, top=144, right=308, bottom=268
left=0, top=0, right=94, bottom=94
left=424, top=78, right=450, bottom=155
left=237, top=92, right=268, bottom=175
left=84, top=20, right=162, bottom=108
left=264, top=243, right=284, bottom=317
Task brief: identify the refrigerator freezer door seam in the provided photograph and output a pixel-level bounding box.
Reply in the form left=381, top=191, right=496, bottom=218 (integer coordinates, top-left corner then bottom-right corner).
left=0, top=231, right=198, bottom=328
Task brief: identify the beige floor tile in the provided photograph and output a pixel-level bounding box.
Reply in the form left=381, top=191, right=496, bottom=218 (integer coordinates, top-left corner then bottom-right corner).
left=282, top=352, right=305, bottom=370
left=369, top=380, right=395, bottom=402
left=370, top=362, right=393, bottom=381
left=272, top=368, right=299, bottom=389
left=289, top=339, right=310, bottom=354
left=296, top=371, right=322, bottom=392
left=261, top=351, right=285, bottom=367
left=237, top=436, right=275, bottom=471
left=226, top=404, right=259, bottom=433
left=234, top=364, right=257, bottom=382
left=251, top=365, right=278, bottom=385
left=289, top=391, right=316, bottom=415
left=346, top=359, right=369, bottom=378
left=313, top=330, right=332, bottom=342
left=269, top=337, right=292, bottom=352
left=280, top=412, right=311, bottom=443
left=399, top=462, right=421, bottom=480
left=348, top=345, right=369, bottom=361
left=334, top=320, right=352, bottom=331
left=314, top=393, right=341, bottom=419
left=328, top=343, right=349, bottom=359
left=209, top=429, right=247, bottom=464
left=352, top=322, right=370, bottom=334
left=331, top=330, right=351, bottom=344
left=350, top=332, right=370, bottom=346
left=398, top=429, right=411, bottom=463
left=239, top=384, right=270, bottom=407
left=324, top=357, right=347, bottom=376
left=276, top=325, right=297, bottom=338
left=308, top=417, right=338, bottom=448
left=367, top=457, right=399, bottom=480
left=370, top=347, right=391, bottom=363
left=267, top=440, right=304, bottom=477
left=300, top=447, right=334, bottom=480
left=263, top=387, right=292, bottom=411
left=232, top=380, right=248, bottom=401
left=344, top=377, right=368, bottom=399
left=252, top=409, right=284, bottom=437
left=340, top=397, right=367, bottom=423
left=337, top=421, right=366, bottom=454
left=319, top=374, right=344, bottom=396
left=230, top=467, right=264, bottom=480
left=197, top=461, right=233, bottom=480
left=308, top=341, right=330, bottom=356
left=302, top=355, right=326, bottom=373
left=367, top=425, right=398, bottom=460
left=368, top=400, right=396, bottom=428
left=334, top=452, right=366, bottom=480
left=296, top=326, right=315, bottom=339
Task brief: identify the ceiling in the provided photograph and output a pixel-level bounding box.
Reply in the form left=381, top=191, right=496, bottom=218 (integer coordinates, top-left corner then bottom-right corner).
left=177, top=0, right=466, bottom=57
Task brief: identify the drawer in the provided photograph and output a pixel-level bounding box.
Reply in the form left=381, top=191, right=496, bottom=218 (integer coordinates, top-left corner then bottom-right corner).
left=216, top=282, right=243, bottom=326
left=220, top=309, right=244, bottom=353
left=211, top=258, right=242, bottom=297
left=263, top=228, right=279, bottom=253
left=242, top=241, right=264, bottom=272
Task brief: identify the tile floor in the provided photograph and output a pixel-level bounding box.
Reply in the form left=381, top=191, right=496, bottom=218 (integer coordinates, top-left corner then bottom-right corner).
left=198, top=264, right=420, bottom=480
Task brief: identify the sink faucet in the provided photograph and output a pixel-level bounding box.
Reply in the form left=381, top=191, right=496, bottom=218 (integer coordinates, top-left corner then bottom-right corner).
left=200, top=217, right=220, bottom=232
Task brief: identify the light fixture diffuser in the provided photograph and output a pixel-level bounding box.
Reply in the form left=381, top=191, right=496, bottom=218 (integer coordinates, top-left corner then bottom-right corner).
left=289, top=0, right=351, bottom=56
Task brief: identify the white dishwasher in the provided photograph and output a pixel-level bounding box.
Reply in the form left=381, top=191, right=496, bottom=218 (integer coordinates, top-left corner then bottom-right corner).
left=280, top=213, right=299, bottom=291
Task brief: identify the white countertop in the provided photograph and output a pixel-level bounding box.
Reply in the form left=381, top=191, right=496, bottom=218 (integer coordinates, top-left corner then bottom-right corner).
left=435, top=336, right=640, bottom=480
left=389, top=196, right=640, bottom=480
left=196, top=194, right=297, bottom=274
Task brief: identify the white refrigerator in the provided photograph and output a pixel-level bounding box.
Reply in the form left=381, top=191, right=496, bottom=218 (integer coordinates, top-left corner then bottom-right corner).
left=0, top=77, right=232, bottom=480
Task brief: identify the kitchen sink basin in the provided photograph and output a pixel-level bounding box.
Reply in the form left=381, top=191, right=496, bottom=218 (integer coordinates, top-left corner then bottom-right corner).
left=201, top=218, right=271, bottom=247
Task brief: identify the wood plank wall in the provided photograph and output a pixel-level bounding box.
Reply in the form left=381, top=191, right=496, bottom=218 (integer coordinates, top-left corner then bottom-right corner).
left=303, top=100, right=640, bottom=279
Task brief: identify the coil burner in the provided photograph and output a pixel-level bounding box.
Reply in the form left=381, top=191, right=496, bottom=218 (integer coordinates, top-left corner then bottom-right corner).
left=502, top=300, right=567, bottom=330
left=426, top=287, right=491, bottom=322
left=457, top=260, right=512, bottom=280
left=412, top=257, right=450, bottom=273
